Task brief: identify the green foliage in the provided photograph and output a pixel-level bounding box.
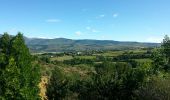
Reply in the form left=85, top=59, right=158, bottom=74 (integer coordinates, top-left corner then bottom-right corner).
left=152, top=48, right=166, bottom=73
left=40, top=56, right=50, bottom=63
left=46, top=62, right=146, bottom=100
left=0, top=32, right=10, bottom=54
left=79, top=62, right=145, bottom=100
left=63, top=58, right=94, bottom=65
left=0, top=32, right=169, bottom=99
left=46, top=67, right=70, bottom=100
left=136, top=74, right=170, bottom=100
left=152, top=35, right=170, bottom=72
left=0, top=32, right=40, bottom=99
left=26, top=37, right=159, bottom=52
left=162, top=35, right=170, bottom=59
left=3, top=57, right=21, bottom=99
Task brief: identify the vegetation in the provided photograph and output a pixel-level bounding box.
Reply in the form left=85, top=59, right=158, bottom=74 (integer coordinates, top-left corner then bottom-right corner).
left=0, top=33, right=40, bottom=99
left=0, top=32, right=170, bottom=100
left=25, top=37, right=159, bottom=53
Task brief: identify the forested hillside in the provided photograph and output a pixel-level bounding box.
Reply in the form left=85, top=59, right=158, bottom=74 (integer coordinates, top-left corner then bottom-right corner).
left=25, top=37, right=159, bottom=52
left=0, top=34, right=160, bottom=53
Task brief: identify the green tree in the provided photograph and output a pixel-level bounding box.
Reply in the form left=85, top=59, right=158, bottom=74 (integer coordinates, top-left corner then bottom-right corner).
left=0, top=32, right=40, bottom=99
left=152, top=48, right=167, bottom=73
left=162, top=35, right=170, bottom=59
left=161, top=35, right=170, bottom=71
left=152, top=35, right=170, bottom=72
left=0, top=33, right=10, bottom=98
left=3, top=57, right=21, bottom=99
left=10, top=33, right=40, bottom=99
left=0, top=32, right=10, bottom=54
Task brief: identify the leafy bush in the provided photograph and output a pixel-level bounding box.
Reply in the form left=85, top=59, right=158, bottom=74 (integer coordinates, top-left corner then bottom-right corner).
left=46, top=67, right=70, bottom=100
left=135, top=74, right=170, bottom=100
left=77, top=62, right=145, bottom=100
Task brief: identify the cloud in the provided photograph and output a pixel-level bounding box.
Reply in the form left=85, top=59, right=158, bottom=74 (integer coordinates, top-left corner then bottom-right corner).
left=86, top=26, right=91, bottom=30
left=92, top=29, right=100, bottom=33
left=99, top=14, right=105, bottom=18
left=96, top=14, right=105, bottom=19
left=86, top=26, right=100, bottom=33
left=146, top=36, right=163, bottom=43
left=75, top=31, right=82, bottom=36
left=38, top=36, right=54, bottom=39
left=113, top=13, right=118, bottom=18
left=46, top=19, right=61, bottom=23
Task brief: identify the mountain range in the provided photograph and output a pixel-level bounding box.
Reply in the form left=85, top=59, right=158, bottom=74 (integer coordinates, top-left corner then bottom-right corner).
left=0, top=34, right=160, bottom=52
left=24, top=37, right=160, bottom=53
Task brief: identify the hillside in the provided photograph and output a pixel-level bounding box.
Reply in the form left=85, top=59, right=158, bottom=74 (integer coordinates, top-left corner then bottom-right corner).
left=0, top=35, right=160, bottom=52
left=24, top=37, right=160, bottom=52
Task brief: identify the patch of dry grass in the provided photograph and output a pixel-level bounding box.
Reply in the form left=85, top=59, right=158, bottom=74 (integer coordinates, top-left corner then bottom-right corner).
left=38, top=76, right=49, bottom=100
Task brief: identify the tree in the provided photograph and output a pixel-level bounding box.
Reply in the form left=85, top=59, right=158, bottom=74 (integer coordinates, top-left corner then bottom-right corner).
left=0, top=33, right=10, bottom=98
left=162, top=35, right=170, bottom=59
left=0, top=32, right=10, bottom=54
left=3, top=57, right=21, bottom=99
left=10, top=33, right=40, bottom=99
left=0, top=32, right=40, bottom=99
left=152, top=48, right=166, bottom=73
left=151, top=35, right=170, bottom=72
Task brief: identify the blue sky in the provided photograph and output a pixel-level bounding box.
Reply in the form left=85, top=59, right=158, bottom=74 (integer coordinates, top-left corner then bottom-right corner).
left=0, top=0, right=170, bottom=43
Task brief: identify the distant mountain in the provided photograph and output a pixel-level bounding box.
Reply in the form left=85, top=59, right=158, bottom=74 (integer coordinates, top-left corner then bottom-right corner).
left=24, top=37, right=160, bottom=53
left=0, top=34, right=160, bottom=52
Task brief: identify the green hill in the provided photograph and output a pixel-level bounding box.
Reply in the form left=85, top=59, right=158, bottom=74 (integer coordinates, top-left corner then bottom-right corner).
left=0, top=34, right=160, bottom=52
left=24, top=37, right=160, bottom=53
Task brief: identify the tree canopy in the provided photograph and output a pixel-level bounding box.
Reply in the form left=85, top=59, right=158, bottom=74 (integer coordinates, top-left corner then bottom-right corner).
left=0, top=32, right=40, bottom=99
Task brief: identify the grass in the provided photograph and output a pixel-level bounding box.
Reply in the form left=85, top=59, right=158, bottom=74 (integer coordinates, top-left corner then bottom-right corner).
left=75, top=56, right=96, bottom=59
left=133, top=59, right=153, bottom=63
left=101, top=51, right=124, bottom=57
left=128, top=49, right=147, bottom=54
left=50, top=56, right=73, bottom=61
left=38, top=76, right=48, bottom=100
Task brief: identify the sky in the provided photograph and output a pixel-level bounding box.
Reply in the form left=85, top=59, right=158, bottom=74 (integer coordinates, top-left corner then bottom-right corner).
left=0, top=0, right=170, bottom=43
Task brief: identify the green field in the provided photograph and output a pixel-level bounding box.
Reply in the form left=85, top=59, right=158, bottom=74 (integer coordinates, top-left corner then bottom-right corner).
left=51, top=56, right=73, bottom=61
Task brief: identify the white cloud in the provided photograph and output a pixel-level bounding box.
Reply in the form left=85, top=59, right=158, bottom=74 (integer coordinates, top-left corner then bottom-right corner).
left=99, top=14, right=105, bottom=18
left=146, top=36, right=163, bottom=43
left=75, top=31, right=82, bottom=36
left=86, top=26, right=100, bottom=33
left=38, top=36, right=54, bottom=39
left=46, top=19, right=61, bottom=23
left=92, top=29, right=100, bottom=33
left=96, top=14, right=105, bottom=19
left=86, top=26, right=91, bottom=30
left=113, top=13, right=118, bottom=18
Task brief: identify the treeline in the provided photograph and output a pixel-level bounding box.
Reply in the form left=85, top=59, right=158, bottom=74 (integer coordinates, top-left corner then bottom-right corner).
left=0, top=33, right=40, bottom=99
left=63, top=58, right=94, bottom=65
